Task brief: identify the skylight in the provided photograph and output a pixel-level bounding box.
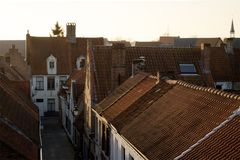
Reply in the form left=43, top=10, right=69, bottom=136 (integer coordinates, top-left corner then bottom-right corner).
left=179, top=64, right=197, bottom=74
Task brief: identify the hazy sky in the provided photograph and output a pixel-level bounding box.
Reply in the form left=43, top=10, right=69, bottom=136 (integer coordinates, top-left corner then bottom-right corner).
left=0, top=0, right=240, bottom=41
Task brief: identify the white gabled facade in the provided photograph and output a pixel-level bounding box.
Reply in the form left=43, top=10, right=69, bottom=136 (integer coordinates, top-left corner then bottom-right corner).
left=31, top=54, right=68, bottom=118
left=31, top=74, right=68, bottom=117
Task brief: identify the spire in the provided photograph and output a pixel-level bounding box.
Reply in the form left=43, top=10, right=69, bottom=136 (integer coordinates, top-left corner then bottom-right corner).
left=230, top=19, right=235, bottom=38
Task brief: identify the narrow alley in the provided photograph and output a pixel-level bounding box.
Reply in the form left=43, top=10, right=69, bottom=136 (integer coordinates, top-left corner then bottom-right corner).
left=42, top=117, right=75, bottom=160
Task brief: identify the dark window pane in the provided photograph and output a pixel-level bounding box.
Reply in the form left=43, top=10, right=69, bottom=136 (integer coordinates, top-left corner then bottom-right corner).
left=179, top=64, right=197, bottom=74
left=36, top=99, right=43, bottom=102
left=49, top=61, right=54, bottom=69
left=47, top=77, right=55, bottom=90
left=36, top=76, right=44, bottom=90
left=47, top=98, right=55, bottom=111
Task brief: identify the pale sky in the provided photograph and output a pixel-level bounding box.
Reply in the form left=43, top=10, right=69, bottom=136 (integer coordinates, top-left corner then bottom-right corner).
left=0, top=0, right=240, bottom=41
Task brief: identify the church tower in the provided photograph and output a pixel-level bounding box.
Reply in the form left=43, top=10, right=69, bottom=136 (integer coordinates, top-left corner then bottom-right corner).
left=230, top=20, right=235, bottom=38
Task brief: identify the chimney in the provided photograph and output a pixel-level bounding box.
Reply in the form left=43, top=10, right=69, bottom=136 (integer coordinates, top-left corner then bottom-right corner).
left=111, top=43, right=126, bottom=90
left=66, top=23, right=76, bottom=43
left=201, top=43, right=214, bottom=87
left=132, top=56, right=146, bottom=77
left=224, top=38, right=234, bottom=54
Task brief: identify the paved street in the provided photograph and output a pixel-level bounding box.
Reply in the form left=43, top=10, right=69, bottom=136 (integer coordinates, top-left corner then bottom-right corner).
left=42, top=117, right=75, bottom=160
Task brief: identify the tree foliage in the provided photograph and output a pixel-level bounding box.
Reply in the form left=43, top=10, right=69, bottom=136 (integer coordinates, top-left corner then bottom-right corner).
left=51, top=21, right=64, bottom=37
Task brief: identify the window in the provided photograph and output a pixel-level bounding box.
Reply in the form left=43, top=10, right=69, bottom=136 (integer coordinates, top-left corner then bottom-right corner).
left=36, top=99, right=44, bottom=102
left=76, top=57, right=86, bottom=69
left=47, top=77, right=55, bottom=90
left=121, top=146, right=125, bottom=160
left=80, top=59, right=85, bottom=68
left=216, top=85, right=222, bottom=90
left=59, top=76, right=67, bottom=86
left=179, top=64, right=197, bottom=74
left=36, top=76, right=44, bottom=90
left=49, top=61, right=54, bottom=69
left=47, top=99, right=55, bottom=112
left=129, top=154, right=134, bottom=160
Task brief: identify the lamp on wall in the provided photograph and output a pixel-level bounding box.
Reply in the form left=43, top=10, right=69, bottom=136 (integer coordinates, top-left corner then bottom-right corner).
left=73, top=106, right=79, bottom=116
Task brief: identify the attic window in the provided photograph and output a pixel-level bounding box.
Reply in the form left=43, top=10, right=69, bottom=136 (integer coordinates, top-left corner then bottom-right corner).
left=49, top=61, right=54, bottom=69
left=80, top=59, right=85, bottom=68
left=76, top=56, right=86, bottom=69
left=179, top=64, right=197, bottom=74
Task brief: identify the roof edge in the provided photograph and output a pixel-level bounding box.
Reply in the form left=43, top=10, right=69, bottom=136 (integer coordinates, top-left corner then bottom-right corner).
left=176, top=80, right=240, bottom=100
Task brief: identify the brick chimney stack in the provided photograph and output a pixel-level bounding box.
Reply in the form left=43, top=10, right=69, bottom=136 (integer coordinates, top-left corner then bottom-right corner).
left=111, top=43, right=126, bottom=90
left=201, top=43, right=214, bottom=87
left=66, top=23, right=76, bottom=43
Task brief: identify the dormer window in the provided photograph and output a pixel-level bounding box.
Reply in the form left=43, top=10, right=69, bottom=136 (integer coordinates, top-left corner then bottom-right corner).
left=76, top=56, right=85, bottom=69
left=179, top=63, right=197, bottom=74
left=47, top=54, right=57, bottom=74
left=49, top=61, right=54, bottom=69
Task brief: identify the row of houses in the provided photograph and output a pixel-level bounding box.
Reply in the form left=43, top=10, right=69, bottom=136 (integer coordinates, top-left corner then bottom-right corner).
left=1, top=21, right=240, bottom=159
left=81, top=40, right=240, bottom=159
left=44, top=23, right=240, bottom=159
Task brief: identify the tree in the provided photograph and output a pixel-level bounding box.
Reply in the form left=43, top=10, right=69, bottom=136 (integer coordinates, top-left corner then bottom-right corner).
left=50, top=21, right=64, bottom=37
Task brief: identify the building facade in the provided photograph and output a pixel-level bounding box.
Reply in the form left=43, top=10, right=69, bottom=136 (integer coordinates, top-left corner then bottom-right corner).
left=26, top=23, right=104, bottom=118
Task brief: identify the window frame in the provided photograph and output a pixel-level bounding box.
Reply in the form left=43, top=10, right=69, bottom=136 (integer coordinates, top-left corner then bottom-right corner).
left=179, top=63, right=197, bottom=75
left=47, top=98, right=55, bottom=112
left=35, top=76, right=44, bottom=90
left=49, top=61, right=55, bottom=69
left=47, top=76, right=55, bottom=90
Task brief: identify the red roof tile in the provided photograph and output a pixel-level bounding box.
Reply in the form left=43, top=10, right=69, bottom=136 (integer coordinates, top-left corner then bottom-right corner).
left=119, top=81, right=240, bottom=160
left=178, top=115, right=240, bottom=160
left=0, top=76, right=39, bottom=159
left=99, top=75, right=240, bottom=160
left=101, top=74, right=157, bottom=122
left=93, top=46, right=207, bottom=103
left=27, top=36, right=104, bottom=75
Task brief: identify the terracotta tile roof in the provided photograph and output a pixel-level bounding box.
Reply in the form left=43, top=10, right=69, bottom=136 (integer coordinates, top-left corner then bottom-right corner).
left=93, top=46, right=207, bottom=103
left=208, top=47, right=233, bottom=81
left=11, top=80, right=31, bottom=98
left=99, top=75, right=240, bottom=160
left=27, top=36, right=104, bottom=75
left=178, top=115, right=240, bottom=159
left=66, top=69, right=86, bottom=87
left=0, top=142, right=26, bottom=159
left=207, top=47, right=240, bottom=82
left=0, top=118, right=39, bottom=160
left=135, top=41, right=162, bottom=47
left=0, top=60, right=25, bottom=81
left=0, top=76, right=39, bottom=159
left=120, top=81, right=240, bottom=160
left=175, top=38, right=223, bottom=48
left=96, top=72, right=149, bottom=113
left=100, top=73, right=157, bottom=122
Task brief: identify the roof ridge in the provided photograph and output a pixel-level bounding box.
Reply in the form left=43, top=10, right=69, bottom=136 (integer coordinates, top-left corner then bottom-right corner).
left=174, top=107, right=240, bottom=160
left=176, top=80, right=240, bottom=100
